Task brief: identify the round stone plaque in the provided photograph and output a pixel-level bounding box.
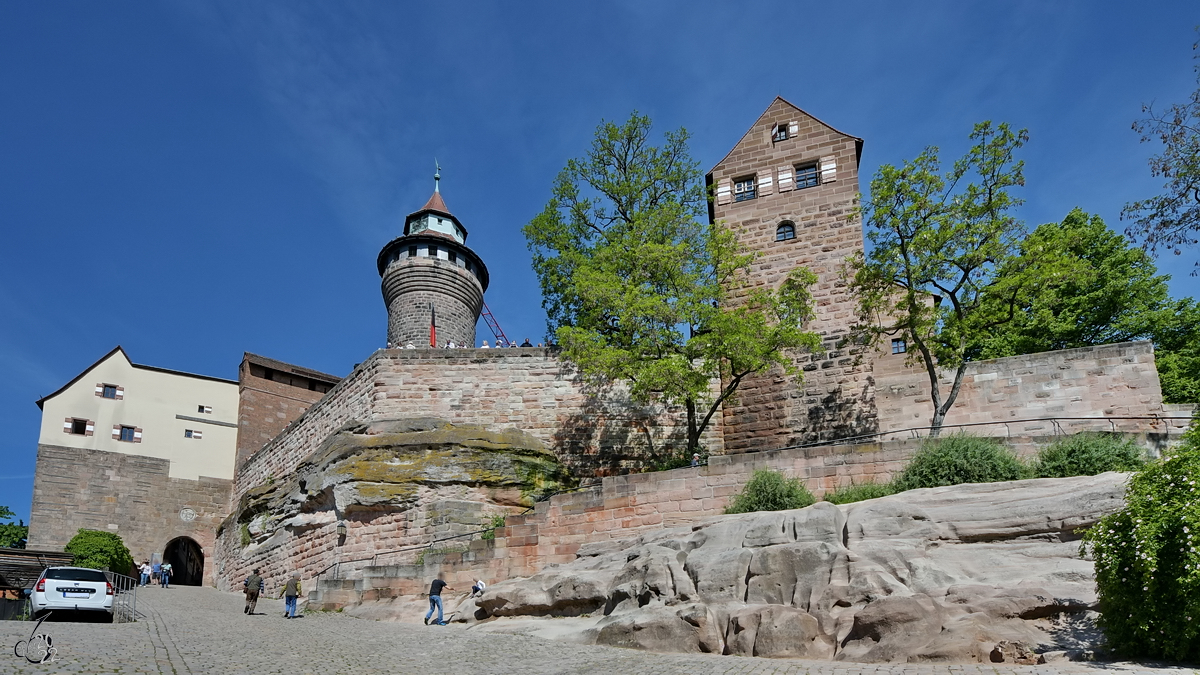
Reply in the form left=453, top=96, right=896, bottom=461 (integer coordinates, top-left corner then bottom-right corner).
left=179, top=508, right=197, bottom=522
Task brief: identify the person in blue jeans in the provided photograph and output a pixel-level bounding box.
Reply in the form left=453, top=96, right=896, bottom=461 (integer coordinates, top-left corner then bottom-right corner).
left=283, top=573, right=302, bottom=618
left=424, top=573, right=451, bottom=625
left=160, top=562, right=172, bottom=588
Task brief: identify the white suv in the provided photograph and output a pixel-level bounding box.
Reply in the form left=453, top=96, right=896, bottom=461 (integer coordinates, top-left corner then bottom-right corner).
left=32, top=567, right=114, bottom=620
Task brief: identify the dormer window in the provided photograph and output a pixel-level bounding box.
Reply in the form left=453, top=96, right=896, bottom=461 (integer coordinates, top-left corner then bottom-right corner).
left=734, top=176, right=756, bottom=202
left=776, top=222, right=796, bottom=241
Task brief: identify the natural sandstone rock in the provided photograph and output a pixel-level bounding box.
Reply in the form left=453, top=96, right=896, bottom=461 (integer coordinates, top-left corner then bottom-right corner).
left=467, top=472, right=1128, bottom=664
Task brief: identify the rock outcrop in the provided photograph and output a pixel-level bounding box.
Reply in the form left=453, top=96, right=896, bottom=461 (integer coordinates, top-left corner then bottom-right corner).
left=228, top=417, right=574, bottom=551
left=461, top=473, right=1125, bottom=663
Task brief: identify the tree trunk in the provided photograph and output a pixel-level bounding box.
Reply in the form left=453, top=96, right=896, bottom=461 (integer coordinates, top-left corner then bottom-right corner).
left=685, top=399, right=699, bottom=453
left=929, top=362, right=969, bottom=437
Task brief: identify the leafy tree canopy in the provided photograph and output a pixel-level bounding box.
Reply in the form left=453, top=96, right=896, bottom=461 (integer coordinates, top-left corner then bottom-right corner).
left=0, top=505, right=27, bottom=549
left=524, top=113, right=822, bottom=453
left=848, top=121, right=1074, bottom=433
left=971, top=208, right=1200, bottom=404
left=1123, top=38, right=1200, bottom=273
left=64, top=529, right=134, bottom=574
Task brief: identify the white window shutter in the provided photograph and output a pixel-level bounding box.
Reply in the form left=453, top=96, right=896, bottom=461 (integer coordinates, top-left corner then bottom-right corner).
left=777, top=166, right=794, bottom=192
left=820, top=155, right=838, bottom=183
left=788, top=121, right=799, bottom=137
left=757, top=173, right=774, bottom=196
left=133, top=428, right=142, bottom=443
left=193, top=430, right=203, bottom=440
left=63, top=418, right=73, bottom=433
left=115, top=386, right=124, bottom=400
left=85, top=421, right=94, bottom=437
left=716, top=178, right=732, bottom=206
left=112, top=425, right=121, bottom=440
left=94, top=384, right=103, bottom=397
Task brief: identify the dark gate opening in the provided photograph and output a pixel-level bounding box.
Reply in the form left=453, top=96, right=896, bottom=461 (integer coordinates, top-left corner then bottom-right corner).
left=162, top=537, right=204, bottom=586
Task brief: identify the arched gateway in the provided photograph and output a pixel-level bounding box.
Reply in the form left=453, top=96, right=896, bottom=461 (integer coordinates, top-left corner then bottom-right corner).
left=163, top=537, right=204, bottom=586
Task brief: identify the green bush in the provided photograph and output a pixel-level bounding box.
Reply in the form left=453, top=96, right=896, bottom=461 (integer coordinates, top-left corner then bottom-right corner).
left=480, top=513, right=507, bottom=540
left=725, top=469, right=815, bottom=514
left=823, top=480, right=896, bottom=505
left=1081, top=416, right=1200, bottom=661
left=890, top=434, right=1027, bottom=492
left=1031, top=433, right=1146, bottom=478
left=64, top=529, right=134, bottom=574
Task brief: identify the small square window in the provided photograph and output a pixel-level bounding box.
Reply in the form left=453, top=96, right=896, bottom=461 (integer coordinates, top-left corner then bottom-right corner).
left=184, top=429, right=194, bottom=438
left=408, top=246, right=417, bottom=257
left=773, top=124, right=789, bottom=142
left=198, top=405, right=212, bottom=414
left=102, top=385, right=117, bottom=399
left=892, top=339, right=907, bottom=355
left=734, top=176, right=756, bottom=202
left=795, top=163, right=819, bottom=190
left=70, top=418, right=88, bottom=435
left=119, top=426, right=135, bottom=442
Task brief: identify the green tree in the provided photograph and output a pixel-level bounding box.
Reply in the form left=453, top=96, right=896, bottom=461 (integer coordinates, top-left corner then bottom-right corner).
left=970, top=209, right=1200, bottom=404
left=524, top=113, right=822, bottom=453
left=1122, top=38, right=1200, bottom=274
left=0, top=505, right=28, bottom=549
left=847, top=121, right=1068, bottom=434
left=64, top=529, right=134, bottom=574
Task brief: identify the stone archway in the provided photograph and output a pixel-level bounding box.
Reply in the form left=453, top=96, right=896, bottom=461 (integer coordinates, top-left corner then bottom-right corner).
left=162, top=537, right=204, bottom=586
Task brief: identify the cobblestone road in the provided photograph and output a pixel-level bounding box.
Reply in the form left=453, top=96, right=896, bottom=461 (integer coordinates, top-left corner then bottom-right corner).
left=1, top=586, right=1196, bottom=675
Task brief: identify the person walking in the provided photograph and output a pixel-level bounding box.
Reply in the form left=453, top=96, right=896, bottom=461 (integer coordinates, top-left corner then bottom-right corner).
left=424, top=573, right=450, bottom=625
left=159, top=562, right=172, bottom=588
left=139, top=561, right=151, bottom=587
left=282, top=573, right=302, bottom=619
left=151, top=560, right=161, bottom=586
left=243, top=568, right=264, bottom=614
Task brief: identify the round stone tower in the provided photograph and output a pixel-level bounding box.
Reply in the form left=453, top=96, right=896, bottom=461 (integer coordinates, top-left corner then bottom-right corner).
left=377, top=172, right=489, bottom=348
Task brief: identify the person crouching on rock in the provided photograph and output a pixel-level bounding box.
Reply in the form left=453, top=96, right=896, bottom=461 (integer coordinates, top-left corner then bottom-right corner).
left=469, top=579, right=486, bottom=598
left=424, top=573, right=450, bottom=625
left=282, top=573, right=302, bottom=619
left=243, top=568, right=264, bottom=615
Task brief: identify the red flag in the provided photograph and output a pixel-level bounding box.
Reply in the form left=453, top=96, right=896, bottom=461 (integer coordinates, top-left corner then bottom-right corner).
left=430, top=304, right=437, bottom=347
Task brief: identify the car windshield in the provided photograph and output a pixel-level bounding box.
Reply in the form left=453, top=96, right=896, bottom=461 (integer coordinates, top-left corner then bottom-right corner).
left=43, top=568, right=107, bottom=582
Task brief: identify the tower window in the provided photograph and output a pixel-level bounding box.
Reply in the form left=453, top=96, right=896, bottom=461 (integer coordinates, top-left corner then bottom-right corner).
left=408, top=246, right=417, bottom=257
left=118, top=426, right=136, bottom=442
left=775, top=222, right=796, bottom=242
left=795, top=163, right=819, bottom=190
left=448, top=251, right=457, bottom=264
left=102, top=385, right=117, bottom=399
left=70, top=418, right=87, bottom=435
left=734, top=176, right=756, bottom=202
left=428, top=245, right=437, bottom=258
left=773, top=124, right=789, bottom=142
left=892, top=339, right=907, bottom=354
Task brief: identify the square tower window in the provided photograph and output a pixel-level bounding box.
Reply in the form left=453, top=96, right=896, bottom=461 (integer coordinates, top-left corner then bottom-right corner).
left=734, top=176, right=756, bottom=202
left=408, top=246, right=417, bottom=257
left=892, top=339, right=907, bottom=354
left=773, top=124, right=789, bottom=142
left=795, top=163, right=819, bottom=190
left=428, top=245, right=438, bottom=258
left=102, top=385, right=117, bottom=399
left=119, top=426, right=135, bottom=442
left=70, top=418, right=88, bottom=435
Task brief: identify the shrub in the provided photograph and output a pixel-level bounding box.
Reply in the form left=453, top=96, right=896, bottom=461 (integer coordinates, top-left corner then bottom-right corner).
left=823, top=480, right=896, bottom=505
left=480, top=514, right=507, bottom=540
left=725, top=469, right=815, bottom=514
left=1031, top=432, right=1146, bottom=478
left=64, top=529, right=134, bottom=574
left=1081, top=416, right=1200, bottom=661
left=890, top=434, right=1027, bottom=492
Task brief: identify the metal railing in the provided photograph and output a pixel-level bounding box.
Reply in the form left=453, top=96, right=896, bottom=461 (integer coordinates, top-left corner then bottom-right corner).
left=103, top=571, right=138, bottom=623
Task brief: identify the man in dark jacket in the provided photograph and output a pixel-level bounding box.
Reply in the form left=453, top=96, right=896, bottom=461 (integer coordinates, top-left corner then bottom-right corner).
left=424, top=573, right=450, bottom=625
left=243, top=568, right=264, bottom=614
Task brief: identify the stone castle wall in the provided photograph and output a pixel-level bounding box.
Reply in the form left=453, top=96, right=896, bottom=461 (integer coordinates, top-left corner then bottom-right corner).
left=709, top=98, right=875, bottom=451
left=235, top=359, right=334, bottom=469
left=27, top=444, right=230, bottom=585
left=875, top=341, right=1171, bottom=437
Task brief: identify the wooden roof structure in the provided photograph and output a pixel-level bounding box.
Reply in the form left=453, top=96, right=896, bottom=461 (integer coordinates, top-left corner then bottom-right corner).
left=0, top=548, right=73, bottom=591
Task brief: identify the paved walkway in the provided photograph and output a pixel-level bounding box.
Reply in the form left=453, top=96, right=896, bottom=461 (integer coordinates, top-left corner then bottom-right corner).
left=1, top=586, right=1196, bottom=675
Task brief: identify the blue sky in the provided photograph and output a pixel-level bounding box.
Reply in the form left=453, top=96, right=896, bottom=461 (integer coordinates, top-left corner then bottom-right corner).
left=1, top=2, right=1198, bottom=523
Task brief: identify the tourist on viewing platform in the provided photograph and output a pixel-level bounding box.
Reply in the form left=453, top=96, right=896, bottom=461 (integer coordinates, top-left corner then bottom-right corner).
left=520, top=338, right=532, bottom=347
left=243, top=568, right=264, bottom=615
left=151, top=561, right=161, bottom=585
left=160, top=562, right=172, bottom=588
left=691, top=453, right=701, bottom=467
left=139, top=561, right=151, bottom=587
left=282, top=573, right=302, bottom=619
left=405, top=341, right=415, bottom=349
left=481, top=340, right=490, bottom=348
left=424, top=573, right=450, bottom=625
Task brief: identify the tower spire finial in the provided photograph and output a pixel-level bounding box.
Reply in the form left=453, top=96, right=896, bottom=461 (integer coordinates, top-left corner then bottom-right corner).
left=434, top=159, right=441, bottom=193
